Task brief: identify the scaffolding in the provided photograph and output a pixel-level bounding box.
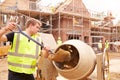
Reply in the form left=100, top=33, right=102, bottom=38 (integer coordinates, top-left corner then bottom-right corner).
left=0, top=0, right=118, bottom=48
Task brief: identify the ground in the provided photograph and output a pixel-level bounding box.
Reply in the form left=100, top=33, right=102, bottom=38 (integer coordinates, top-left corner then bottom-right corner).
left=0, top=53, right=120, bottom=80
left=0, top=57, right=8, bottom=80
left=89, top=52, right=120, bottom=80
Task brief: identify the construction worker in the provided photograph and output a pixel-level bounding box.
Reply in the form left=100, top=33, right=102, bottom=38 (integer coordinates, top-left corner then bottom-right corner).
left=0, top=18, right=51, bottom=80
left=105, top=39, right=109, bottom=51
left=57, top=37, right=62, bottom=46
left=98, top=40, right=102, bottom=53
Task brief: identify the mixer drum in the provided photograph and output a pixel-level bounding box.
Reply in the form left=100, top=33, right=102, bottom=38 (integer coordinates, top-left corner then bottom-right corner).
left=53, top=40, right=96, bottom=79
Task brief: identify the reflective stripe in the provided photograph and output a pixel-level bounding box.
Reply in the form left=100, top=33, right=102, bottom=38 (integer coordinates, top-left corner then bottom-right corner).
left=15, top=33, right=20, bottom=53
left=8, top=62, right=36, bottom=68
left=8, top=52, right=36, bottom=59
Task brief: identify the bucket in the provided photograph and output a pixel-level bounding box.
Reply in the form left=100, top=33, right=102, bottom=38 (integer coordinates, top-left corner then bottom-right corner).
left=53, top=40, right=96, bottom=79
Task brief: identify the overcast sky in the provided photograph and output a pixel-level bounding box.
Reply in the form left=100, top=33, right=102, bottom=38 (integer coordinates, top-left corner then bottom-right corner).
left=39, top=0, right=120, bottom=23
left=83, top=0, right=120, bottom=22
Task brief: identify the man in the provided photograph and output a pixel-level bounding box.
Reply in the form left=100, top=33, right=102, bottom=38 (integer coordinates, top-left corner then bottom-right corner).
left=105, top=39, right=109, bottom=50
left=0, top=18, right=49, bottom=80
left=98, top=40, right=102, bottom=53
left=57, top=37, right=62, bottom=46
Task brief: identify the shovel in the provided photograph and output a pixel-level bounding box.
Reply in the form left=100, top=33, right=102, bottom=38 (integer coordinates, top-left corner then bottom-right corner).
left=15, top=23, right=71, bottom=62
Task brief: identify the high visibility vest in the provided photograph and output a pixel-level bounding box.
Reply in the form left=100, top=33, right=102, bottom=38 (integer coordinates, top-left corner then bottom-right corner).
left=8, top=32, right=41, bottom=74
left=105, top=42, right=109, bottom=49
left=98, top=42, right=102, bottom=49
left=57, top=39, right=62, bottom=46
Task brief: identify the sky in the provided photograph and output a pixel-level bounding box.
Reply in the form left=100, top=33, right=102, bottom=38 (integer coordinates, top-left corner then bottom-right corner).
left=0, top=0, right=4, bottom=3
left=39, top=0, right=120, bottom=24
left=83, top=0, right=120, bottom=24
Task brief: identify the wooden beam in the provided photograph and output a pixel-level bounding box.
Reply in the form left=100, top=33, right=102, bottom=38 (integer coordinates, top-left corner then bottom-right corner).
left=96, top=53, right=104, bottom=80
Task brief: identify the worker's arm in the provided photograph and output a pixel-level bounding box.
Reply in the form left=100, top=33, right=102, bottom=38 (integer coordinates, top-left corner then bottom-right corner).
left=41, top=47, right=71, bottom=62
left=0, top=22, right=15, bottom=42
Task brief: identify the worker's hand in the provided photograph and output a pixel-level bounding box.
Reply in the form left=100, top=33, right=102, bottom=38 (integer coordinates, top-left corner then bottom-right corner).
left=5, top=22, right=16, bottom=31
left=48, top=54, right=55, bottom=60
left=41, top=47, right=51, bottom=58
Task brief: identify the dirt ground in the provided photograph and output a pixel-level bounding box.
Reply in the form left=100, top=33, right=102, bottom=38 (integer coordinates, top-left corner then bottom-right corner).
left=89, top=52, right=120, bottom=80
left=0, top=56, right=8, bottom=80
left=0, top=53, right=120, bottom=80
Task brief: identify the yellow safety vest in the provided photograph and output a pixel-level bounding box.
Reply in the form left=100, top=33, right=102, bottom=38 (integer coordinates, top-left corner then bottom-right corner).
left=8, top=33, right=41, bottom=74
left=98, top=42, right=102, bottom=49
left=57, top=39, right=62, bottom=46
left=105, top=42, right=109, bottom=49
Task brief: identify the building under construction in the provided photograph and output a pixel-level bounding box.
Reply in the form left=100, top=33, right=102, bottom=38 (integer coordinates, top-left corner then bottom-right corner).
left=1, top=1, right=120, bottom=80
left=0, top=0, right=120, bottom=50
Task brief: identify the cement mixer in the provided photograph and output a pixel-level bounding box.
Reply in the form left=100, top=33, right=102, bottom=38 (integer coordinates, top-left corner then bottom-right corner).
left=53, top=39, right=96, bottom=80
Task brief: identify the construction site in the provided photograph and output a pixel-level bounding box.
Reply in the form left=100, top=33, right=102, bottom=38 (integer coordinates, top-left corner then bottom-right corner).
left=0, top=0, right=120, bottom=80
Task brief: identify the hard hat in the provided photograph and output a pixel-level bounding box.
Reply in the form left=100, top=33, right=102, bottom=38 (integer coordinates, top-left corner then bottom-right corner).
left=58, top=37, right=61, bottom=40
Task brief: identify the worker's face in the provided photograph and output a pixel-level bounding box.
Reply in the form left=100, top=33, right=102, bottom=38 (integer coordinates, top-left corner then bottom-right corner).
left=30, top=23, right=41, bottom=35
